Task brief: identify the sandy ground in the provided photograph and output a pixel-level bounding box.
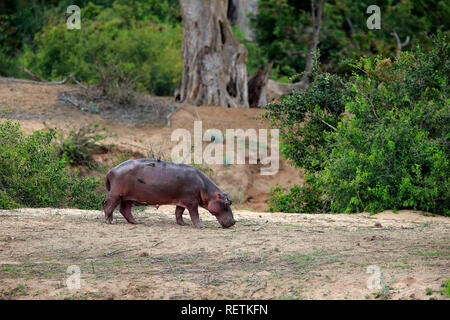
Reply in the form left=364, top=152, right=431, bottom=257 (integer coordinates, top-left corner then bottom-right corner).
left=1, top=207, right=449, bottom=300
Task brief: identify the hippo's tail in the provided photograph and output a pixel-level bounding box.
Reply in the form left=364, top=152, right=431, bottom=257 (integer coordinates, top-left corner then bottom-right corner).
left=105, top=174, right=111, bottom=192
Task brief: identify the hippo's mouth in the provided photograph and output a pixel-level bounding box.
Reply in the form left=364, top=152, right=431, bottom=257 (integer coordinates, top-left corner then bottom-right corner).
left=218, top=217, right=236, bottom=228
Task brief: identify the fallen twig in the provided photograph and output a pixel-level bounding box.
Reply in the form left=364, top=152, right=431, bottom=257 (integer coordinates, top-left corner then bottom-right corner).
left=103, top=248, right=137, bottom=257
left=19, top=65, right=89, bottom=89
left=151, top=239, right=164, bottom=247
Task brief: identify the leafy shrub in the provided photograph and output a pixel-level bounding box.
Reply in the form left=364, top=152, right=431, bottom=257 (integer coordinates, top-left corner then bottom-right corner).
left=265, top=33, right=449, bottom=215
left=321, top=116, right=449, bottom=214
left=0, top=119, right=104, bottom=210
left=442, top=279, right=450, bottom=298
left=268, top=179, right=323, bottom=214
left=264, top=67, right=349, bottom=173
left=245, top=0, right=449, bottom=79
left=56, top=122, right=108, bottom=167
left=19, top=1, right=182, bottom=96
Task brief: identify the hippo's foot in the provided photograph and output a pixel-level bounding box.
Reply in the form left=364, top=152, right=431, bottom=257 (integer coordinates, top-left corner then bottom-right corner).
left=125, top=218, right=139, bottom=224
left=105, top=218, right=115, bottom=224
left=193, top=222, right=205, bottom=228
left=176, top=219, right=188, bottom=226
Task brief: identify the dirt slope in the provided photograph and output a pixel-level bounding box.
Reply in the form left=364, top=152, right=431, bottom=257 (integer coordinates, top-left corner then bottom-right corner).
left=1, top=208, right=449, bottom=300
left=0, top=77, right=303, bottom=211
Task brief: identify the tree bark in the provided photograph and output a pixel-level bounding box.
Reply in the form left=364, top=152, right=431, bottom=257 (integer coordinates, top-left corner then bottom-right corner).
left=262, top=0, right=324, bottom=104
left=179, top=0, right=249, bottom=108
left=390, top=31, right=410, bottom=58
left=227, top=0, right=258, bottom=41
left=248, top=62, right=272, bottom=107
left=300, top=0, right=324, bottom=86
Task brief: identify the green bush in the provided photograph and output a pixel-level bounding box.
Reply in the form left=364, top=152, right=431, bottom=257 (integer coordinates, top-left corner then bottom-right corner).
left=18, top=1, right=182, bottom=96
left=56, top=122, right=108, bottom=168
left=264, top=65, right=349, bottom=173
left=269, top=179, right=323, bottom=214
left=265, top=33, right=449, bottom=215
left=321, top=116, right=449, bottom=214
left=0, top=119, right=104, bottom=210
left=245, top=0, right=449, bottom=80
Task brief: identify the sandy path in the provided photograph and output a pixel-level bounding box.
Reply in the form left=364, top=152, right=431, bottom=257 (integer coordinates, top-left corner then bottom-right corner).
left=1, top=208, right=448, bottom=300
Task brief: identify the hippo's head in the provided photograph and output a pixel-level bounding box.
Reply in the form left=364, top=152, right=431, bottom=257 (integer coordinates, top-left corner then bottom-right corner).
left=208, top=192, right=235, bottom=228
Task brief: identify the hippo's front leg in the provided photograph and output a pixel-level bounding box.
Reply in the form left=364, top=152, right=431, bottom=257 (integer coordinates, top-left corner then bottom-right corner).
left=188, top=206, right=204, bottom=228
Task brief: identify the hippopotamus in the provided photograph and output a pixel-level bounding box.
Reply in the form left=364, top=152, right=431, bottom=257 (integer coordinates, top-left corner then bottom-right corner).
left=103, top=159, right=236, bottom=228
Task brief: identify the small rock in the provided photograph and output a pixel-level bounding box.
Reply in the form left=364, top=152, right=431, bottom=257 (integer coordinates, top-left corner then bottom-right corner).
left=106, top=292, right=115, bottom=300
left=374, top=222, right=382, bottom=228
left=140, top=251, right=149, bottom=257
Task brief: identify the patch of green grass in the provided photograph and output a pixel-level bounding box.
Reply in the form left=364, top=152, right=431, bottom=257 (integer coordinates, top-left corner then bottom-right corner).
left=287, top=253, right=312, bottom=270
left=391, top=264, right=413, bottom=270
left=425, top=287, right=433, bottom=295
left=373, top=273, right=394, bottom=299
left=1, top=284, right=28, bottom=297
left=285, top=249, right=327, bottom=273
left=441, top=279, right=450, bottom=297
left=63, top=293, right=90, bottom=300
left=413, top=250, right=449, bottom=257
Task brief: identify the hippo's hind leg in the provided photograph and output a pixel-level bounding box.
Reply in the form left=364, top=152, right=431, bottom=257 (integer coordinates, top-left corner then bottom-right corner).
left=175, top=206, right=187, bottom=226
left=104, top=195, right=121, bottom=224
left=120, top=201, right=138, bottom=224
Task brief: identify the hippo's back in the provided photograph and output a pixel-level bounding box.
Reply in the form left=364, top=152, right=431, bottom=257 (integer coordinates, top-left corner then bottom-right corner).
left=106, top=159, right=207, bottom=204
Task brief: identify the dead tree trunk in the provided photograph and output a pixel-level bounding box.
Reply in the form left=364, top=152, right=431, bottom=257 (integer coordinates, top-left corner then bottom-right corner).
left=248, top=62, right=272, bottom=107
left=390, top=31, right=410, bottom=58
left=300, top=0, right=324, bottom=86
left=262, top=0, right=325, bottom=104
left=179, top=0, right=249, bottom=108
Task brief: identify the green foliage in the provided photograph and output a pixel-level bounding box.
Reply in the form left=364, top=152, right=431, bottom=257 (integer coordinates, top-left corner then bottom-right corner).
left=268, top=178, right=323, bottom=213
left=3, top=0, right=182, bottom=96
left=0, top=119, right=103, bottom=210
left=321, top=115, right=449, bottom=214
left=19, top=2, right=182, bottom=96
left=245, top=0, right=449, bottom=79
left=247, top=0, right=310, bottom=80
left=56, top=123, right=108, bottom=167
left=264, top=63, right=349, bottom=172
left=442, top=279, right=450, bottom=297
left=265, top=33, right=449, bottom=215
